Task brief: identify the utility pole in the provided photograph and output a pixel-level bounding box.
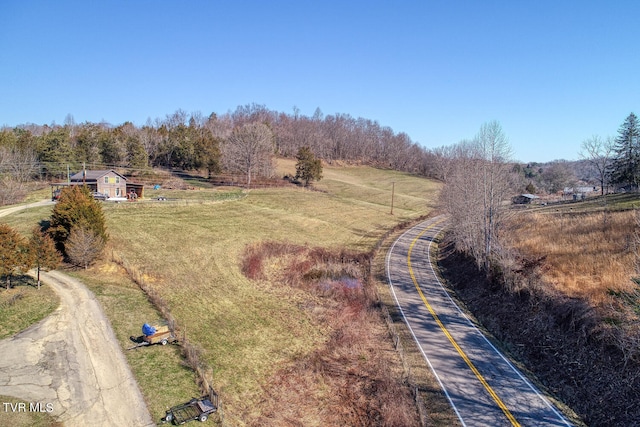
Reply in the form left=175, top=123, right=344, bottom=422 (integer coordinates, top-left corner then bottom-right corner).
left=390, top=182, right=395, bottom=215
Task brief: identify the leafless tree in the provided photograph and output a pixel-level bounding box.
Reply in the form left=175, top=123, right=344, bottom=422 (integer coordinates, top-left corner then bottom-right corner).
left=476, top=121, right=514, bottom=273
left=0, top=146, right=38, bottom=205
left=440, top=122, right=515, bottom=274
left=65, top=225, right=105, bottom=269
left=222, top=122, right=274, bottom=185
left=580, top=135, right=614, bottom=195
left=430, top=145, right=456, bottom=182
left=541, top=161, right=576, bottom=194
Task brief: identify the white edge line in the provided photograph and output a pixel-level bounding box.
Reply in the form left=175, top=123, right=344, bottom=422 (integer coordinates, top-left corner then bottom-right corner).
left=421, top=221, right=574, bottom=427
left=385, top=217, right=467, bottom=427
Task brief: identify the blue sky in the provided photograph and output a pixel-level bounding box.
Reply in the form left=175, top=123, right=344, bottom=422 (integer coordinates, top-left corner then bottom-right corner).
left=1, top=1, right=638, bottom=163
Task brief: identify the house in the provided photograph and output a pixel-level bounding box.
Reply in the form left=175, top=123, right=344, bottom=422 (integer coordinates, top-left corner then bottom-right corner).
left=69, top=170, right=127, bottom=198
left=51, top=169, right=144, bottom=200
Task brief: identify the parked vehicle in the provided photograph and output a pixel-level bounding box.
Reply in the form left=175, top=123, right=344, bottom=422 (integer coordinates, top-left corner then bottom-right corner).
left=92, top=191, right=108, bottom=201
left=163, top=389, right=219, bottom=424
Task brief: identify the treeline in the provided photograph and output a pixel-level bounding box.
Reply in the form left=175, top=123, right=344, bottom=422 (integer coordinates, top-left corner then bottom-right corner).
left=0, top=104, right=434, bottom=185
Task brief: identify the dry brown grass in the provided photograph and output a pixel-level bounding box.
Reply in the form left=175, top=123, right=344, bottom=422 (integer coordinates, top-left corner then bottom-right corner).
left=506, top=211, right=637, bottom=302
left=241, top=242, right=420, bottom=427
left=440, top=208, right=640, bottom=426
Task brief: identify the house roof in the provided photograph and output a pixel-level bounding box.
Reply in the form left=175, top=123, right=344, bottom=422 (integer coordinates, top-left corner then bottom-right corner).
left=69, top=170, right=127, bottom=182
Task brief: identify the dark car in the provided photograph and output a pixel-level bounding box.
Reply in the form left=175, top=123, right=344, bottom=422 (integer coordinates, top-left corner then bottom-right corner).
left=92, top=192, right=108, bottom=201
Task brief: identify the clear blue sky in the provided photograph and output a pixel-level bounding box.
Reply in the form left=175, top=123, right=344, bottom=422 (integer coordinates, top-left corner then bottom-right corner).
left=1, top=1, right=638, bottom=163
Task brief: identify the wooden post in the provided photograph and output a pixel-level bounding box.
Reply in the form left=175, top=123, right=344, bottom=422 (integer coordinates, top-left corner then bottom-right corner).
left=390, top=182, right=395, bottom=215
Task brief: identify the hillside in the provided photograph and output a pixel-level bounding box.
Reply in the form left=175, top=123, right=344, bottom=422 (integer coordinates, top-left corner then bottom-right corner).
left=439, top=195, right=640, bottom=427
left=2, top=161, right=440, bottom=425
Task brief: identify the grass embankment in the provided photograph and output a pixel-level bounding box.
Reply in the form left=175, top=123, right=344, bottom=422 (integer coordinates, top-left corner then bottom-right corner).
left=439, top=194, right=640, bottom=426
left=1, top=162, right=442, bottom=425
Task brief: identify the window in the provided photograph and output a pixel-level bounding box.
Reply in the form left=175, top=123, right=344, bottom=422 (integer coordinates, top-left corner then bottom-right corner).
left=104, top=176, right=109, bottom=184
left=115, top=176, right=120, bottom=183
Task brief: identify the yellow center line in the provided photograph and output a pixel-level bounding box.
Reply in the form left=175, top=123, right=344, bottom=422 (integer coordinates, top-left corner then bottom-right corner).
left=407, top=220, right=521, bottom=427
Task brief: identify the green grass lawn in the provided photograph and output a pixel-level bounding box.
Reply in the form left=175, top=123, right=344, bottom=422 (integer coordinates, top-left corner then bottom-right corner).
left=0, top=277, right=58, bottom=340
left=1, top=162, right=441, bottom=425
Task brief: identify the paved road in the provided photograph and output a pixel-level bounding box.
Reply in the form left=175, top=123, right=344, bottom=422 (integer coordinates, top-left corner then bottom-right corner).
left=386, top=217, right=572, bottom=427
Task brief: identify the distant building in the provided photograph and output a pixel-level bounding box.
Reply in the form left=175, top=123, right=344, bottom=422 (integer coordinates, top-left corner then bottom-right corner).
left=512, top=193, right=539, bottom=204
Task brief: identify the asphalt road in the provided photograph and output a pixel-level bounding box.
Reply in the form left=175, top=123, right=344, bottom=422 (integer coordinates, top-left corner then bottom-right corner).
left=386, top=217, right=572, bottom=427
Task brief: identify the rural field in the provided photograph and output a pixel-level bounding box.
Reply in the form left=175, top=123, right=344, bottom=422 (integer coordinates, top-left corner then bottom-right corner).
left=1, top=159, right=441, bottom=425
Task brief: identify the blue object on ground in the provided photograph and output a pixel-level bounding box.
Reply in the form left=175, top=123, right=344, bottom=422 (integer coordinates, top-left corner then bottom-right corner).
left=142, top=323, right=156, bottom=336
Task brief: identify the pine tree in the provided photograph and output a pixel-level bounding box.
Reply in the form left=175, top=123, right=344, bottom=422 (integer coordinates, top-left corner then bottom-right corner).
left=295, top=147, right=323, bottom=187
left=49, top=185, right=108, bottom=256
left=28, top=226, right=62, bottom=289
left=610, top=113, right=640, bottom=189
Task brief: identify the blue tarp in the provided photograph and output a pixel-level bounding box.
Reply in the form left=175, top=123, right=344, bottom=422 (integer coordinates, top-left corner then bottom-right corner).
left=142, top=323, right=156, bottom=336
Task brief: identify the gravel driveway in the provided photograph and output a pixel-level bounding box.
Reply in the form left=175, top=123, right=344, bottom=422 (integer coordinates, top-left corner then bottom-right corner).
left=0, top=270, right=154, bottom=426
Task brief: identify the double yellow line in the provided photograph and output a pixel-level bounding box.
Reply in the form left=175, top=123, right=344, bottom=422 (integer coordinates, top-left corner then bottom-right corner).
left=407, top=221, right=521, bottom=427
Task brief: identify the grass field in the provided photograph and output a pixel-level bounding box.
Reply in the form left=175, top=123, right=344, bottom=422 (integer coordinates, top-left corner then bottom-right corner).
left=93, top=163, right=439, bottom=424
left=0, top=277, right=58, bottom=340
left=510, top=193, right=640, bottom=301
left=1, top=160, right=441, bottom=425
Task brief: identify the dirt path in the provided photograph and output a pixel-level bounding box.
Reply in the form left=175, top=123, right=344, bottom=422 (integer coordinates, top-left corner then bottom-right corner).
left=0, top=270, right=154, bottom=426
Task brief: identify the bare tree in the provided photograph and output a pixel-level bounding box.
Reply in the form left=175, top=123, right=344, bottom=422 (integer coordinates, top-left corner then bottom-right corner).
left=440, top=122, right=514, bottom=274
left=66, top=226, right=105, bottom=269
left=541, top=161, right=576, bottom=194
left=0, top=146, right=38, bottom=205
left=222, top=122, right=274, bottom=185
left=476, top=121, right=513, bottom=273
left=430, top=145, right=456, bottom=182
left=580, top=135, right=614, bottom=195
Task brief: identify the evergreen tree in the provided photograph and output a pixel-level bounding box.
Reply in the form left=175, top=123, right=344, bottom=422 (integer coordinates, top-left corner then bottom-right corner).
left=0, top=224, right=26, bottom=289
left=610, top=113, right=640, bottom=189
left=36, top=127, right=73, bottom=178
left=28, top=226, right=62, bottom=289
left=295, top=146, right=323, bottom=187
left=49, top=185, right=108, bottom=255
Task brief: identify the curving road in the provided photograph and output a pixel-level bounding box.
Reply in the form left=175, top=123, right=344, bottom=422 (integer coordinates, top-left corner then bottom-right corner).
left=0, top=201, right=154, bottom=426
left=386, top=217, right=572, bottom=427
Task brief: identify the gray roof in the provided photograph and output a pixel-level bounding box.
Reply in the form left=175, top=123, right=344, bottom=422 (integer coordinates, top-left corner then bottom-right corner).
left=69, top=170, right=127, bottom=182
